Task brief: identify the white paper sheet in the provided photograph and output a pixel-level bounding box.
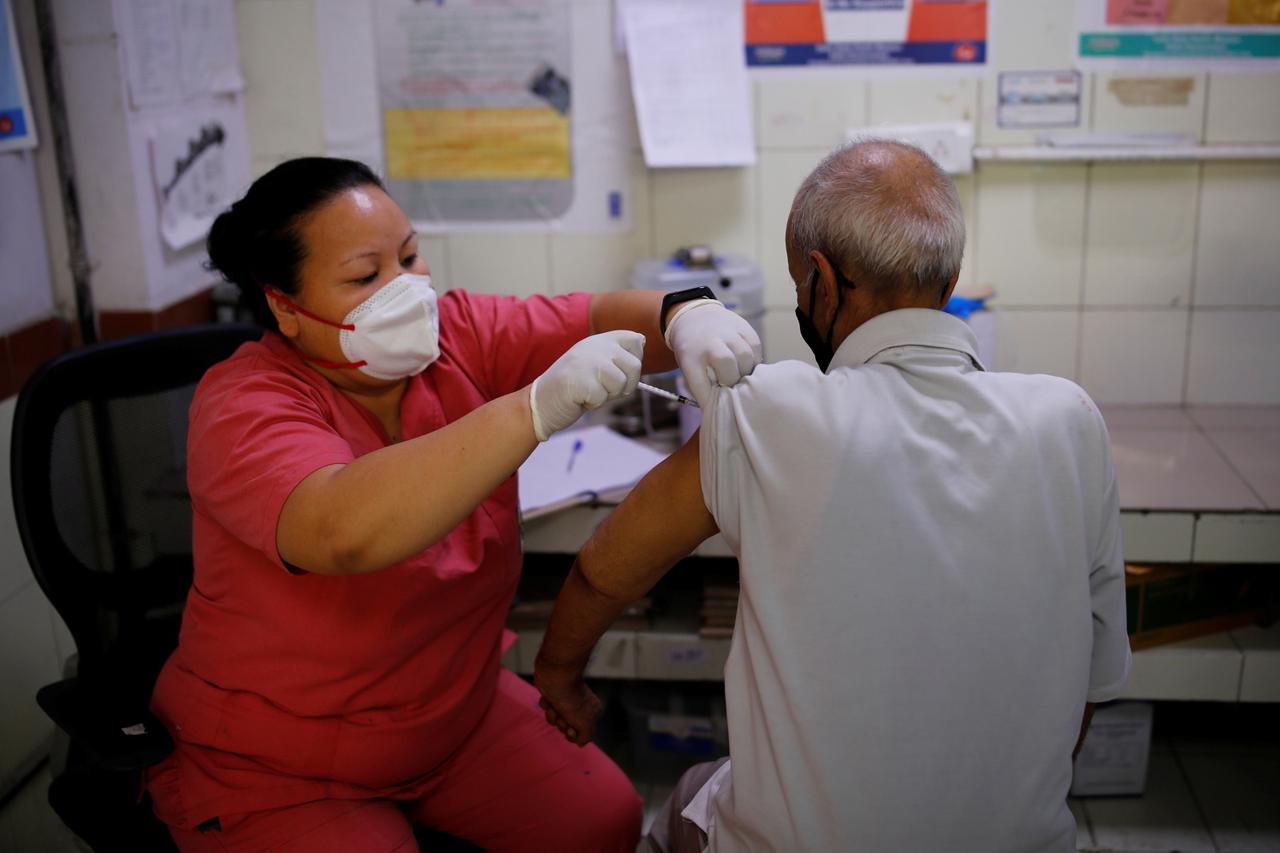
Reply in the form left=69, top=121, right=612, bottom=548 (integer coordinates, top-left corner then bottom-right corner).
left=119, top=0, right=243, bottom=109
left=177, top=0, right=244, bottom=98
left=517, top=424, right=667, bottom=518
left=149, top=109, right=234, bottom=250
left=621, top=0, right=754, bottom=168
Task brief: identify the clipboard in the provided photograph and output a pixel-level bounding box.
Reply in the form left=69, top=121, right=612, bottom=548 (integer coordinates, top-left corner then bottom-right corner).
left=517, top=425, right=668, bottom=521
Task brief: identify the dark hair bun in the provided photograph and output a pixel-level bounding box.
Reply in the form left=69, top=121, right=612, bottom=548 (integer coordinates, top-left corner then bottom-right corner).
left=203, top=158, right=384, bottom=331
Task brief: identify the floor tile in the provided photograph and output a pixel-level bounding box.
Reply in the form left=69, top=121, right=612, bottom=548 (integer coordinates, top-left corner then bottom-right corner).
left=1201, top=428, right=1280, bottom=509
left=1177, top=748, right=1280, bottom=853
left=1099, top=406, right=1197, bottom=431
left=0, top=765, right=86, bottom=853
left=1184, top=406, right=1280, bottom=430
left=1108, top=426, right=1263, bottom=511
left=1082, top=751, right=1215, bottom=852
left=1068, top=797, right=1094, bottom=849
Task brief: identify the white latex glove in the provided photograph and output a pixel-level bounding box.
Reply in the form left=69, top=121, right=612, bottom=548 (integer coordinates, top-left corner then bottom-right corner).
left=529, top=331, right=645, bottom=441
left=665, top=301, right=763, bottom=406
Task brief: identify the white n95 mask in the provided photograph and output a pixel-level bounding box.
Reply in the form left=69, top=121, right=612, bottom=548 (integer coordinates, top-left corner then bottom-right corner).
left=267, top=273, right=441, bottom=380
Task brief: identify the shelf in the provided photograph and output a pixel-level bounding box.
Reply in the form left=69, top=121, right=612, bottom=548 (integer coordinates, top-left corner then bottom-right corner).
left=507, top=624, right=1280, bottom=703
left=973, top=144, right=1280, bottom=163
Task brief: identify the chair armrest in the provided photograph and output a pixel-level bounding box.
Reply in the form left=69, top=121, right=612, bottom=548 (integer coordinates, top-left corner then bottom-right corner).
left=37, top=678, right=174, bottom=772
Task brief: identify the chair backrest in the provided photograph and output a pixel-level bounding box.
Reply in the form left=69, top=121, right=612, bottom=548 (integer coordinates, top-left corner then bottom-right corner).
left=9, top=323, right=262, bottom=696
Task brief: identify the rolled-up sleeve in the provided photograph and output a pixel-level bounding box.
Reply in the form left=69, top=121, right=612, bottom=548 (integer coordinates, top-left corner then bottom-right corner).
left=441, top=290, right=592, bottom=400
left=188, top=365, right=355, bottom=572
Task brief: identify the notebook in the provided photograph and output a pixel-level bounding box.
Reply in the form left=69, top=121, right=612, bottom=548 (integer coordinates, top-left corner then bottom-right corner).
left=517, top=425, right=668, bottom=520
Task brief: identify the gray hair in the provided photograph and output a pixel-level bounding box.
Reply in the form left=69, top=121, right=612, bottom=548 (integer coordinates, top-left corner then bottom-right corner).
left=787, top=139, right=965, bottom=299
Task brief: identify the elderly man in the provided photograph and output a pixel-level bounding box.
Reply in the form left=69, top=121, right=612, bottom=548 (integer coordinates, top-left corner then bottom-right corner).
left=534, top=140, right=1130, bottom=852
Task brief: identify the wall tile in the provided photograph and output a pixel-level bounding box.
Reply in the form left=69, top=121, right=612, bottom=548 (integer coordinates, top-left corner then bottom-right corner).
left=993, top=309, right=1079, bottom=379
left=0, top=584, right=60, bottom=784
left=866, top=79, right=978, bottom=126
left=418, top=235, right=450, bottom=291
left=447, top=234, right=551, bottom=298
left=756, top=149, right=828, bottom=308
left=1084, top=164, right=1199, bottom=307
left=1204, top=73, right=1280, bottom=144
left=1193, top=514, right=1280, bottom=563
left=953, top=174, right=977, bottom=287
left=1092, top=73, right=1207, bottom=141
left=756, top=78, right=867, bottom=150
left=975, top=0, right=1082, bottom=144
left=51, top=0, right=115, bottom=42
left=237, top=0, right=325, bottom=159
left=1186, top=310, right=1280, bottom=405
left=974, top=164, right=1087, bottom=307
left=1194, top=163, right=1280, bottom=307
left=7, top=318, right=66, bottom=389
left=549, top=157, right=652, bottom=295
left=989, top=0, right=1079, bottom=69
left=762, top=307, right=817, bottom=368
left=652, top=166, right=758, bottom=265
left=1080, top=309, right=1188, bottom=404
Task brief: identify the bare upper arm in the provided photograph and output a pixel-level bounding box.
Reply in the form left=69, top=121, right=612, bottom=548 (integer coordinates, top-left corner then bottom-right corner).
left=276, top=464, right=351, bottom=575
left=580, top=431, right=719, bottom=599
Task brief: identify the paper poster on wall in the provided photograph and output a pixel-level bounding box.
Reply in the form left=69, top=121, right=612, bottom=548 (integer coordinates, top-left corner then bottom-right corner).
left=1077, top=0, right=1280, bottom=67
left=370, top=0, right=629, bottom=231
left=622, top=0, right=754, bottom=167
left=148, top=110, right=235, bottom=251
left=745, top=0, right=990, bottom=72
left=1, top=0, right=36, bottom=152
left=117, top=0, right=244, bottom=110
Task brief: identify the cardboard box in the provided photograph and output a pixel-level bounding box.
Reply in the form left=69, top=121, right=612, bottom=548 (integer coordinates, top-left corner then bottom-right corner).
left=1071, top=701, right=1154, bottom=797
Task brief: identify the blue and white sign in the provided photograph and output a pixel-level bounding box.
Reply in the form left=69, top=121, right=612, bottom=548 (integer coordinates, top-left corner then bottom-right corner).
left=0, top=0, right=36, bottom=152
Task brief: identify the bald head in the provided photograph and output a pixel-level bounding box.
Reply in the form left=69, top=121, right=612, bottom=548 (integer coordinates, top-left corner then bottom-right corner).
left=787, top=139, right=965, bottom=302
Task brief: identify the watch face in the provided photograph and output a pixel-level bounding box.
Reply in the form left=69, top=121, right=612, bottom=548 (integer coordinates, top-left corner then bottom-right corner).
left=661, top=287, right=717, bottom=333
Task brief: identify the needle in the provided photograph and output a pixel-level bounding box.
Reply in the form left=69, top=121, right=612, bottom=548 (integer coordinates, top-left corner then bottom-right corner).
left=638, top=382, right=699, bottom=408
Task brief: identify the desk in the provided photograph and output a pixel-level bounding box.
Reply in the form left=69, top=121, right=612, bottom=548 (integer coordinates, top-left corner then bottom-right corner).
left=513, top=406, right=1280, bottom=701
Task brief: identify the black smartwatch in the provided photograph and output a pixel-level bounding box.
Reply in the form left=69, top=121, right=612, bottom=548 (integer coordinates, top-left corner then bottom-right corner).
left=659, top=286, right=718, bottom=336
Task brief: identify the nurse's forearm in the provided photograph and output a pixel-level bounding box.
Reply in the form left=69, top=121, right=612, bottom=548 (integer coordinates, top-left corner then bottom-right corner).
left=277, top=388, right=538, bottom=575
left=588, top=290, right=679, bottom=374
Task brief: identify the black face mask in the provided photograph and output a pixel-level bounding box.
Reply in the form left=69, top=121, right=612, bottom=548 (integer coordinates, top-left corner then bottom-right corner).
left=795, top=266, right=856, bottom=372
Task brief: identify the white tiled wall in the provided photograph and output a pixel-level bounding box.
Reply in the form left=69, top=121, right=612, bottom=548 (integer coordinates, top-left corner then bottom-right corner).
left=235, top=0, right=1280, bottom=403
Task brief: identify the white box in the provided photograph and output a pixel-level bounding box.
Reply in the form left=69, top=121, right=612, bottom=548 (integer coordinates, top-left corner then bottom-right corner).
left=1070, top=701, right=1154, bottom=797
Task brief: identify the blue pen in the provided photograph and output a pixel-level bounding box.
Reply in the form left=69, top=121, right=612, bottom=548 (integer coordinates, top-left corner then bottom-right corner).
left=566, top=438, right=584, bottom=473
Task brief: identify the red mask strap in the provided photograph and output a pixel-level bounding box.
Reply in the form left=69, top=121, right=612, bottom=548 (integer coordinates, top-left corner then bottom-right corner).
left=264, top=288, right=356, bottom=331
left=263, top=288, right=366, bottom=370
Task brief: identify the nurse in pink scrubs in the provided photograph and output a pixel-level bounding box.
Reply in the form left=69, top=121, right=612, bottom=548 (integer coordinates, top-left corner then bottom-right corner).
left=144, top=157, right=761, bottom=852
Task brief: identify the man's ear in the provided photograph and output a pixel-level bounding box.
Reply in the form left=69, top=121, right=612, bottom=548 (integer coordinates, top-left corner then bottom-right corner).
left=265, top=288, right=301, bottom=338
left=938, top=272, right=961, bottom=307
left=807, top=250, right=838, bottom=317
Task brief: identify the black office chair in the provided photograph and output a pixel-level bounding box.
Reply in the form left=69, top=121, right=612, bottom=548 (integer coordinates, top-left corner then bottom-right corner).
left=11, top=322, right=485, bottom=853
left=10, top=323, right=262, bottom=852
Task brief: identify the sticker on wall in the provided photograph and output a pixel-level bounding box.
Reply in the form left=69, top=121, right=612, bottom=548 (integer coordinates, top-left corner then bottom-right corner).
left=745, top=0, right=990, bottom=72
left=0, top=0, right=36, bottom=152
left=1077, top=0, right=1280, bottom=68
left=997, top=71, right=1083, bottom=129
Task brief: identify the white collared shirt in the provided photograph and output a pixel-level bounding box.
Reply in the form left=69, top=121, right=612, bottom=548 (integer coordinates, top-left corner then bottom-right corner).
left=696, top=308, right=1130, bottom=853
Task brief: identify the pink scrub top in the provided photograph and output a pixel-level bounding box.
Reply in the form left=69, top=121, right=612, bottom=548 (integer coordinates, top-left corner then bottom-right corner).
left=147, top=289, right=591, bottom=829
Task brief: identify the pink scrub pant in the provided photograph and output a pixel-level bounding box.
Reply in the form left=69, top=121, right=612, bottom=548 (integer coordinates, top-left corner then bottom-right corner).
left=165, top=670, right=642, bottom=852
